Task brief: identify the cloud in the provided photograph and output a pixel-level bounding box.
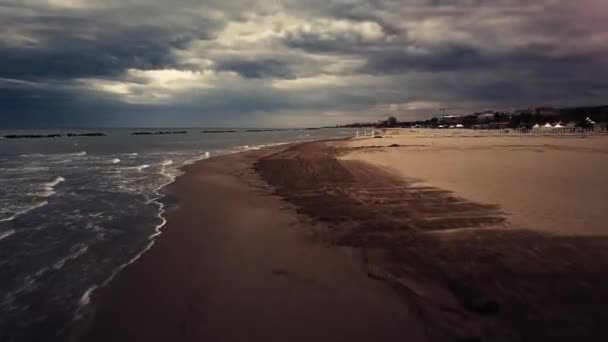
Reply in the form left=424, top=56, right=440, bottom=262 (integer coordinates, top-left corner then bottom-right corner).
left=214, top=59, right=296, bottom=79
left=1, top=0, right=607, bottom=127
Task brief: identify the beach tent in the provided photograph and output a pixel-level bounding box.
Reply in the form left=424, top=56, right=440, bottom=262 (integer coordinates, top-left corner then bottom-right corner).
left=542, top=123, right=553, bottom=128
left=456, top=124, right=464, bottom=128
left=533, top=124, right=540, bottom=129
left=554, top=123, right=564, bottom=128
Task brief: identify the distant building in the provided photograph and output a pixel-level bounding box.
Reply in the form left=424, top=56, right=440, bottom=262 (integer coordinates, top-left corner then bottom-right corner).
left=514, top=109, right=534, bottom=116
left=476, top=112, right=496, bottom=123
left=439, top=115, right=462, bottom=125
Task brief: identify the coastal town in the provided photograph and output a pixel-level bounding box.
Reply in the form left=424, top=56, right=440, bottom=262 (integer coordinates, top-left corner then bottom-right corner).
left=341, top=105, right=608, bottom=132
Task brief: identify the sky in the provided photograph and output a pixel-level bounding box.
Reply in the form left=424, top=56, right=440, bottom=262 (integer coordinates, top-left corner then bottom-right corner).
left=0, top=0, right=607, bottom=128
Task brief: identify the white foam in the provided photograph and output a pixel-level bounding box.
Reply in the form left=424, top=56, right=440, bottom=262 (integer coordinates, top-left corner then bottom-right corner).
left=78, top=285, right=98, bottom=306
left=20, top=151, right=87, bottom=158
left=0, top=201, right=48, bottom=223
left=0, top=166, right=49, bottom=172
left=240, top=145, right=261, bottom=151
left=45, top=176, right=65, bottom=188
left=111, top=158, right=121, bottom=164
left=19, top=153, right=45, bottom=158
left=39, top=176, right=65, bottom=197
left=0, top=229, right=16, bottom=241
left=182, top=152, right=211, bottom=167
left=233, top=142, right=290, bottom=153
left=119, top=164, right=150, bottom=172
left=77, top=162, right=174, bottom=311
left=49, top=159, right=72, bottom=164
left=52, top=244, right=89, bottom=270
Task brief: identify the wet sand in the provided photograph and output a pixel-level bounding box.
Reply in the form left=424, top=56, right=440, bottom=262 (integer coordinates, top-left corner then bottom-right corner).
left=83, top=144, right=427, bottom=342
left=84, top=134, right=608, bottom=341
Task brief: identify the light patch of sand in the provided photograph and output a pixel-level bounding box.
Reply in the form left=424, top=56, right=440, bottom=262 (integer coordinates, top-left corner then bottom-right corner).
left=341, top=130, right=608, bottom=236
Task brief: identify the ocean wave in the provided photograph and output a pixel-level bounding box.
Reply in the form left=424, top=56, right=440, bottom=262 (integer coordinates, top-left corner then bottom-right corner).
left=48, top=159, right=72, bottom=164
left=235, top=142, right=289, bottom=153
left=19, top=153, right=45, bottom=158
left=0, top=201, right=48, bottom=223
left=0, top=229, right=16, bottom=241
left=240, top=145, right=261, bottom=151
left=182, top=152, right=211, bottom=166
left=150, top=151, right=190, bottom=156
left=78, top=285, right=98, bottom=307
left=20, top=151, right=86, bottom=158
left=44, top=176, right=65, bottom=188
left=6, top=243, right=93, bottom=310
left=0, top=166, right=49, bottom=172
left=111, top=158, right=121, bottom=164
left=161, top=160, right=173, bottom=166
left=119, top=164, right=150, bottom=172
left=38, top=176, right=65, bottom=197
left=52, top=244, right=90, bottom=271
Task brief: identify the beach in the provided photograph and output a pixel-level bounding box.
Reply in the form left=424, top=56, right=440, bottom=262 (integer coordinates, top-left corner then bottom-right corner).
left=83, top=132, right=608, bottom=341
left=343, top=131, right=608, bottom=236
left=82, top=143, right=427, bottom=342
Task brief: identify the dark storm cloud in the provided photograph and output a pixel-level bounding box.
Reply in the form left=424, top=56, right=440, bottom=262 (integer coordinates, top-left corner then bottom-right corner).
left=1, top=0, right=607, bottom=127
left=0, top=6, right=220, bottom=80
left=359, top=43, right=603, bottom=75
left=214, top=59, right=296, bottom=79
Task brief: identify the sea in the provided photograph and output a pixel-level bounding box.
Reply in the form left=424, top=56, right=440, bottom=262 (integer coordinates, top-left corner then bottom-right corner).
left=0, top=127, right=356, bottom=341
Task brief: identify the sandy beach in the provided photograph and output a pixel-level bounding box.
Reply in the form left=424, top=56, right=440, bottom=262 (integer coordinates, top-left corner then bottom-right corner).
left=342, top=130, right=608, bottom=236
left=82, top=144, right=427, bottom=342
left=83, top=132, right=608, bottom=341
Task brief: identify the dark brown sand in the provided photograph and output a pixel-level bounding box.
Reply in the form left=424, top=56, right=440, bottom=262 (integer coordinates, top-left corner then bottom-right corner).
left=82, top=144, right=427, bottom=342
left=84, top=139, right=608, bottom=342
left=256, top=140, right=608, bottom=341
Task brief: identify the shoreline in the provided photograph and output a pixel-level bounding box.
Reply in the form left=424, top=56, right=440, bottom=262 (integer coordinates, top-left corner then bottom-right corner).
left=70, top=144, right=291, bottom=339
left=79, top=135, right=608, bottom=341
left=80, top=139, right=427, bottom=342
left=73, top=141, right=299, bottom=321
